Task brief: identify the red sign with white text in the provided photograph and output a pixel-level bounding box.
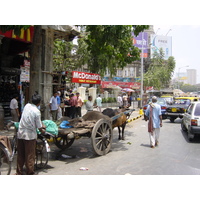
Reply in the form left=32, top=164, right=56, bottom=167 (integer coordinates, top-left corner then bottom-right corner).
left=71, top=71, right=101, bottom=84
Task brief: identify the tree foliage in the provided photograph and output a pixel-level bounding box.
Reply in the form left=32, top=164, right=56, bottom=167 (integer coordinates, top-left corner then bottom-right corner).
left=144, top=48, right=176, bottom=90
left=76, top=25, right=149, bottom=76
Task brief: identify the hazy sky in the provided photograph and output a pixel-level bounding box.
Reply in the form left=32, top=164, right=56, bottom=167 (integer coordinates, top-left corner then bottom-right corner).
left=153, top=25, right=200, bottom=83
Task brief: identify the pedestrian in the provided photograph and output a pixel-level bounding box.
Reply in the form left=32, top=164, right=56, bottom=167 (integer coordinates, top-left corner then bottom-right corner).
left=128, top=93, right=132, bottom=107
left=96, top=95, right=102, bottom=112
left=69, top=93, right=77, bottom=118
left=122, top=93, right=129, bottom=108
left=144, top=96, right=162, bottom=148
left=57, top=91, right=62, bottom=120
left=16, top=93, right=46, bottom=175
left=117, top=93, right=123, bottom=109
left=6, top=93, right=20, bottom=130
left=49, top=91, right=59, bottom=121
left=75, top=92, right=83, bottom=117
left=85, top=96, right=94, bottom=112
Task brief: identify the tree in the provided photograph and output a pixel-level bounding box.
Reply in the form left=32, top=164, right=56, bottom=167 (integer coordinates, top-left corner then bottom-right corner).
left=143, top=48, right=176, bottom=90
left=76, top=25, right=149, bottom=76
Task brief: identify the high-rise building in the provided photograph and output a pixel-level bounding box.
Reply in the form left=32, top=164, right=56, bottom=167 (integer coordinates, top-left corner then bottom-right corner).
left=187, top=69, right=196, bottom=85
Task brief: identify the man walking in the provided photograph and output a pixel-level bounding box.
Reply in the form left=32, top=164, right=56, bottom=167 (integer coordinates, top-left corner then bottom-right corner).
left=96, top=95, right=102, bottom=112
left=144, top=96, right=162, bottom=148
left=16, top=93, right=46, bottom=175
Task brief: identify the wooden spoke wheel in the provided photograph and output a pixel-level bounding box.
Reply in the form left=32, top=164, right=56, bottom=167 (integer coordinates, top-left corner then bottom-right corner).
left=53, top=135, right=75, bottom=150
left=91, top=119, right=113, bottom=156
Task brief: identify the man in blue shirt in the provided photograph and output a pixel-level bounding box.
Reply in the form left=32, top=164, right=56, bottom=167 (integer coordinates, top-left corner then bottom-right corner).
left=144, top=96, right=162, bottom=148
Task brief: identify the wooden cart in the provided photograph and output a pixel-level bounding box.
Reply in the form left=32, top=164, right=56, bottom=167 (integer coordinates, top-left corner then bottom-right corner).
left=53, top=109, right=135, bottom=156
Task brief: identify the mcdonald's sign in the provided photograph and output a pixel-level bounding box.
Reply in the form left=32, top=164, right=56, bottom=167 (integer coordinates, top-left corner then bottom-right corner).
left=0, top=26, right=34, bottom=43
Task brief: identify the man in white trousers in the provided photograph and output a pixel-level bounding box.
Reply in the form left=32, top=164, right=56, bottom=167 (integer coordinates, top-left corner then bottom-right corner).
left=144, top=96, right=162, bottom=148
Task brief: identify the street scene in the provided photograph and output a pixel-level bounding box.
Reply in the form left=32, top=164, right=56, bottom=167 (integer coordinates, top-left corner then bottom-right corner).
left=1, top=25, right=200, bottom=181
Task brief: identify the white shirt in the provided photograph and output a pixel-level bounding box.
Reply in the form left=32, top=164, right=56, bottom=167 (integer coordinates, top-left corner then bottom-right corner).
left=85, top=100, right=93, bottom=111
left=96, top=97, right=102, bottom=107
left=18, top=103, right=43, bottom=140
left=10, top=98, right=18, bottom=109
left=49, top=96, right=58, bottom=110
left=117, top=96, right=123, bottom=106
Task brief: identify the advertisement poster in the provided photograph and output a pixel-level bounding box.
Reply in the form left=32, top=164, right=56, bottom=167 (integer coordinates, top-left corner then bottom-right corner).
left=20, top=60, right=30, bottom=82
left=150, top=34, right=172, bottom=60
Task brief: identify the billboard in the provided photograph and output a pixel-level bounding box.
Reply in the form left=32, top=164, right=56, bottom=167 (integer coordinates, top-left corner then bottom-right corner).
left=132, top=32, right=148, bottom=58
left=150, top=34, right=172, bottom=60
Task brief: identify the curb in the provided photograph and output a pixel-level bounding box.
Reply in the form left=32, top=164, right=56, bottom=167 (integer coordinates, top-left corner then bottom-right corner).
left=127, top=114, right=143, bottom=123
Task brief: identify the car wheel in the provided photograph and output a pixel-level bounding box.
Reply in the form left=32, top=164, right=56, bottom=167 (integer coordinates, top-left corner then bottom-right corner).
left=181, top=120, right=187, bottom=131
left=188, top=126, right=194, bottom=142
left=170, top=117, right=176, bottom=123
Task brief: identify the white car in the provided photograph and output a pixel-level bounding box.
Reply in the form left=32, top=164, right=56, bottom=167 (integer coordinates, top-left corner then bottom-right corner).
left=181, top=101, right=200, bottom=141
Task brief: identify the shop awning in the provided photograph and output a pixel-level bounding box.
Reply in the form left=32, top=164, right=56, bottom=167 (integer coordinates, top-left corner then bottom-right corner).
left=0, top=26, right=34, bottom=43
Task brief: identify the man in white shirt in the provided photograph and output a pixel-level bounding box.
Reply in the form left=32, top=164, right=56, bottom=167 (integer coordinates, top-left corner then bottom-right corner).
left=117, top=93, right=123, bottom=109
left=96, top=95, right=102, bottom=112
left=85, top=96, right=94, bottom=112
left=16, top=93, right=46, bottom=175
left=6, top=94, right=20, bottom=130
left=49, top=92, right=59, bottom=121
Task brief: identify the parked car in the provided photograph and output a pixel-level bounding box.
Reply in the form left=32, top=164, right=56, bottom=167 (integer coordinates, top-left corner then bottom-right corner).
left=181, top=101, right=200, bottom=141
left=165, top=97, right=198, bottom=122
left=143, top=97, right=168, bottom=119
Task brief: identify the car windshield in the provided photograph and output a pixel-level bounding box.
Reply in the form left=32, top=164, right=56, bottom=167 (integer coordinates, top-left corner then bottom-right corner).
left=147, top=98, right=166, bottom=105
left=157, top=99, right=166, bottom=105
left=174, top=99, right=191, bottom=105
left=194, top=103, right=200, bottom=116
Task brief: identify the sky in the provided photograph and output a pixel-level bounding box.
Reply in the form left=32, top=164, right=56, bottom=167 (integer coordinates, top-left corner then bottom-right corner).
left=153, top=25, right=200, bottom=83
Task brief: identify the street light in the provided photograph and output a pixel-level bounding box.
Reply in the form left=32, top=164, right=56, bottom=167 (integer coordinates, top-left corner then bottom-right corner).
left=178, top=65, right=189, bottom=89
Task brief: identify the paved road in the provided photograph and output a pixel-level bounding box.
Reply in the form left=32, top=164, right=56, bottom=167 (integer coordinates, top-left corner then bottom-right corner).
left=37, top=116, right=200, bottom=175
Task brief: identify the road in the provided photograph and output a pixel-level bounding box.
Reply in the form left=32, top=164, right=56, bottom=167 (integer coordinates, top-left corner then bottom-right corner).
left=36, top=117, right=200, bottom=175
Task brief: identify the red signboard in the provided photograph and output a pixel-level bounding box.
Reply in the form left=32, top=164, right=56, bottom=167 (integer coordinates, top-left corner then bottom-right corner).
left=71, top=71, right=101, bottom=84
left=101, top=81, right=141, bottom=89
left=0, top=26, right=34, bottom=43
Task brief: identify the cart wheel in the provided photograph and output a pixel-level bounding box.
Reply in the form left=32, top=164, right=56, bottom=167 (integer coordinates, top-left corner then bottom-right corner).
left=54, top=135, right=75, bottom=150
left=91, top=119, right=113, bottom=156
left=35, top=138, right=48, bottom=170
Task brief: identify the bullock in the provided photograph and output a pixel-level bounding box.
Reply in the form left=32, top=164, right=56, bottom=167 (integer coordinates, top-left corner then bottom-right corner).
left=102, top=108, right=127, bottom=140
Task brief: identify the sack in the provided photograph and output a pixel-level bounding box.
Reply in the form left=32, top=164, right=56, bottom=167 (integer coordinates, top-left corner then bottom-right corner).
left=57, top=107, right=62, bottom=120
left=37, top=120, right=58, bottom=135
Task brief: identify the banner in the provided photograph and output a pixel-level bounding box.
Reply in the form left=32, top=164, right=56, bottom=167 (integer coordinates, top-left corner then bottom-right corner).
left=71, top=71, right=101, bottom=84
left=101, top=81, right=141, bottom=89
left=132, top=32, right=148, bottom=58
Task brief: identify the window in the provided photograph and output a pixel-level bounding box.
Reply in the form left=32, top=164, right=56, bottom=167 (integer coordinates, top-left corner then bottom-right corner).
left=187, top=104, right=193, bottom=114
left=194, top=103, right=200, bottom=116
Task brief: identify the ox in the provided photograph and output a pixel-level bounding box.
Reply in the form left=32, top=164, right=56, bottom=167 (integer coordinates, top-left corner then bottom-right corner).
left=102, top=108, right=127, bottom=140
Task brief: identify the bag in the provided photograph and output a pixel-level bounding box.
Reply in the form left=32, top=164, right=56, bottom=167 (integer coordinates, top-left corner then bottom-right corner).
left=59, top=121, right=73, bottom=129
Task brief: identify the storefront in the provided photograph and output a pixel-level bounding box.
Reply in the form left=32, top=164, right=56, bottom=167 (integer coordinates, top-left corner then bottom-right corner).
left=0, top=26, right=34, bottom=119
